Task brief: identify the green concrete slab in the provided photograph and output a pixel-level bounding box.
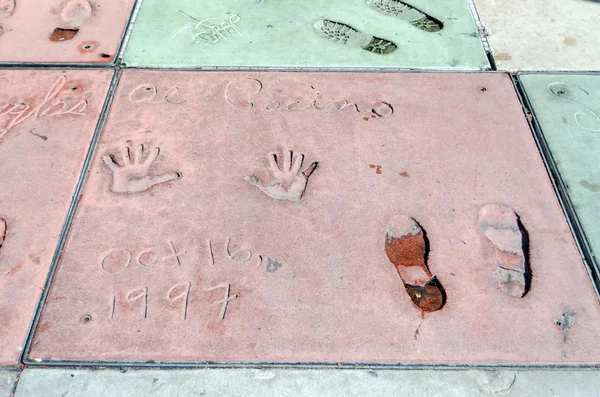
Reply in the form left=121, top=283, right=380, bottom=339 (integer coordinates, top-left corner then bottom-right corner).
left=122, top=0, right=490, bottom=70
left=13, top=368, right=600, bottom=397
left=519, top=73, right=600, bottom=272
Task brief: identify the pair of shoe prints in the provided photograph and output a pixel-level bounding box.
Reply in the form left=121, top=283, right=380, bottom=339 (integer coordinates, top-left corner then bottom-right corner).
left=384, top=204, right=529, bottom=313
left=314, top=0, right=443, bottom=55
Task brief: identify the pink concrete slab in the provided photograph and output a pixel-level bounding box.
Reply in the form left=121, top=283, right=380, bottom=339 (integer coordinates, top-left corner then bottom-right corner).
left=0, top=0, right=134, bottom=64
left=0, top=69, right=113, bottom=366
left=30, top=71, right=600, bottom=365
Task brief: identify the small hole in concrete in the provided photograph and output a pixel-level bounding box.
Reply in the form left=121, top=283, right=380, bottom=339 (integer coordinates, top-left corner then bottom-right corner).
left=480, top=87, right=487, bottom=92
left=100, top=53, right=111, bottom=58
left=80, top=314, right=92, bottom=324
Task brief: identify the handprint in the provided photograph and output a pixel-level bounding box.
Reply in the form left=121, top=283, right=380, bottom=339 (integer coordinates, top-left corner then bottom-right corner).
left=245, top=150, right=318, bottom=201
left=102, top=144, right=182, bottom=194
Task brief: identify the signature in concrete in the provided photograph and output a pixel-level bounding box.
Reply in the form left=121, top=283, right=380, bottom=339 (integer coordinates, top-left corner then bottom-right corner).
left=0, top=75, right=88, bottom=139
left=128, top=84, right=187, bottom=105
left=225, top=78, right=394, bottom=118
left=173, top=10, right=241, bottom=44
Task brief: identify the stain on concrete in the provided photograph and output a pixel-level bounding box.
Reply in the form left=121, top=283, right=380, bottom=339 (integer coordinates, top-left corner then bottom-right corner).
left=494, top=52, right=512, bottom=61
left=554, top=309, right=576, bottom=342
left=266, top=258, right=282, bottom=273
left=563, top=36, right=577, bottom=46
left=580, top=180, right=600, bottom=192
left=369, top=164, right=383, bottom=174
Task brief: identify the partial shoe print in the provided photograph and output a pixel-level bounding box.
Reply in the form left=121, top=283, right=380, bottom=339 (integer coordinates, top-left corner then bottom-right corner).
left=313, top=19, right=397, bottom=55
left=0, top=218, right=6, bottom=250
left=50, top=0, right=93, bottom=42
left=0, top=0, right=16, bottom=38
left=366, top=0, right=443, bottom=32
left=385, top=214, right=446, bottom=312
left=479, top=204, right=530, bottom=298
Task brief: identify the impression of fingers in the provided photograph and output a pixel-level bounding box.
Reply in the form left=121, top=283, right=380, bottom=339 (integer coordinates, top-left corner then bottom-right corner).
left=150, top=172, right=182, bottom=186
left=283, top=150, right=293, bottom=172
left=302, top=162, right=318, bottom=178
left=0, top=218, right=6, bottom=247
left=121, top=146, right=132, bottom=165
left=102, top=154, right=120, bottom=171
left=134, top=144, right=144, bottom=164
left=291, top=152, right=305, bottom=175
left=143, top=147, right=160, bottom=168
left=268, top=152, right=280, bottom=171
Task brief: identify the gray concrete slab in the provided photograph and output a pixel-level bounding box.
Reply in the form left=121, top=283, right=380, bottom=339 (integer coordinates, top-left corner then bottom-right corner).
left=0, top=371, right=17, bottom=397
left=13, top=368, right=600, bottom=396
left=474, top=0, right=600, bottom=71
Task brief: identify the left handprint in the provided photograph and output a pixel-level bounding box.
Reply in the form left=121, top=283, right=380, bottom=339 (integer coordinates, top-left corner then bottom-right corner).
left=102, top=144, right=182, bottom=193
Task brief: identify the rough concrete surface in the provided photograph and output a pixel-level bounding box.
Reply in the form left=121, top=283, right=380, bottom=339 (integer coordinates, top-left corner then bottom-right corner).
left=13, top=368, right=600, bottom=397
left=0, top=0, right=135, bottom=63
left=0, top=371, right=17, bottom=397
left=28, top=71, right=600, bottom=365
left=0, top=69, right=113, bottom=365
left=474, top=0, right=600, bottom=71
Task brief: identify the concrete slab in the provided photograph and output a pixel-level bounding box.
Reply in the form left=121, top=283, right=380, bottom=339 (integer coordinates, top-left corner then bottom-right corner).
left=13, top=368, right=600, bottom=397
left=519, top=73, right=600, bottom=272
left=474, top=0, right=600, bottom=71
left=0, top=69, right=113, bottom=365
left=122, top=0, right=489, bottom=70
left=0, top=371, right=17, bottom=397
left=0, top=0, right=134, bottom=64
left=29, top=71, right=600, bottom=365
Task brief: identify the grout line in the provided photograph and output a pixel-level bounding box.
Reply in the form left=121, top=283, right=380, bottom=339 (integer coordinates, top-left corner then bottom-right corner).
left=468, top=0, right=491, bottom=53
left=9, top=368, right=20, bottom=397
left=20, top=69, right=124, bottom=366
left=510, top=74, right=600, bottom=301
left=18, top=359, right=600, bottom=371
left=111, top=66, right=498, bottom=73
left=118, top=0, right=145, bottom=64
left=467, top=0, right=495, bottom=71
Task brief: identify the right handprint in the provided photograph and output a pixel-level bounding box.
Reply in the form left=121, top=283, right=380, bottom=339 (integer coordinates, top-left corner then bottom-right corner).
left=245, top=150, right=318, bottom=202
